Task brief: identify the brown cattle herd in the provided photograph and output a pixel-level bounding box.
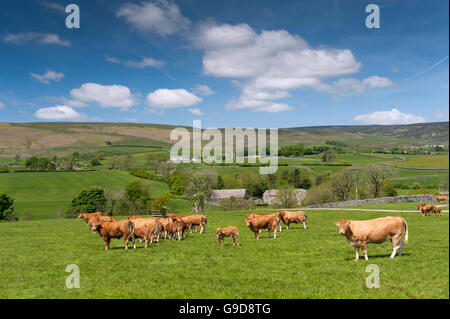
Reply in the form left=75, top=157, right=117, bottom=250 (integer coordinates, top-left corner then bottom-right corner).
left=77, top=195, right=447, bottom=261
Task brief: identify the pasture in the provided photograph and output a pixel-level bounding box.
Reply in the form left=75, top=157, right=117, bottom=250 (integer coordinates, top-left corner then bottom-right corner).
left=0, top=171, right=170, bottom=219
left=0, top=207, right=447, bottom=299
left=388, top=155, right=449, bottom=169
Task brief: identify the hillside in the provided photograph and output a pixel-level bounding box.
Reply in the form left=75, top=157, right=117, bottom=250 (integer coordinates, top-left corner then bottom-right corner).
left=0, top=121, right=448, bottom=157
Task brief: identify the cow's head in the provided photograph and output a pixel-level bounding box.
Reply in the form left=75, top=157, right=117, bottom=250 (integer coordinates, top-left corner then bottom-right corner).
left=216, top=228, right=223, bottom=238
left=334, top=219, right=350, bottom=235
left=89, top=218, right=101, bottom=233
left=245, top=218, right=252, bottom=227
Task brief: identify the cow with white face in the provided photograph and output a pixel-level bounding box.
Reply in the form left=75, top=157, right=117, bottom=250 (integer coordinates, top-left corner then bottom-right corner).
left=334, top=216, right=409, bottom=261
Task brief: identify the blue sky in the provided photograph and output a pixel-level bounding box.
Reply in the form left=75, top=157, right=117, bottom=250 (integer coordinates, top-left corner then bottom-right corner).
left=0, top=0, right=448, bottom=128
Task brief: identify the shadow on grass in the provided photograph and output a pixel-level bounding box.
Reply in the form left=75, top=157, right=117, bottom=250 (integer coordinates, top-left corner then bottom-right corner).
left=344, top=253, right=411, bottom=261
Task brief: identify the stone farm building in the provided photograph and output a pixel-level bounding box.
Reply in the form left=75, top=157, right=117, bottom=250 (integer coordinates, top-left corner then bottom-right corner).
left=263, top=189, right=307, bottom=205
left=210, top=189, right=249, bottom=201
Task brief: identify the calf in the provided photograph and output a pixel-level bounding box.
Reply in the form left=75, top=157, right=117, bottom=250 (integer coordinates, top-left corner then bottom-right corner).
left=131, top=218, right=162, bottom=248
left=245, top=214, right=278, bottom=239
left=433, top=207, right=442, bottom=217
left=216, top=226, right=239, bottom=246
left=420, top=204, right=434, bottom=217
left=279, top=210, right=307, bottom=230
left=167, top=220, right=189, bottom=240
left=334, top=216, right=408, bottom=261
left=89, top=217, right=135, bottom=251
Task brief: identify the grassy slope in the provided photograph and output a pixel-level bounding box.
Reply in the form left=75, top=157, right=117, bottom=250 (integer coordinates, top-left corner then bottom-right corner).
left=387, top=155, right=449, bottom=169
left=0, top=171, right=170, bottom=219
left=0, top=208, right=447, bottom=298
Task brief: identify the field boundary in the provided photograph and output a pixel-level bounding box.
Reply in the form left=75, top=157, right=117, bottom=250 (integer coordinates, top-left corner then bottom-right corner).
left=300, top=195, right=440, bottom=208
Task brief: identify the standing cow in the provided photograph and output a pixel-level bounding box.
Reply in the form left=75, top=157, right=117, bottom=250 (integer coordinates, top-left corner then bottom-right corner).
left=89, top=217, right=135, bottom=251
left=436, top=195, right=448, bottom=203
left=334, top=216, right=408, bottom=261
left=245, top=214, right=279, bottom=239
left=420, top=204, right=434, bottom=217
left=279, top=211, right=307, bottom=230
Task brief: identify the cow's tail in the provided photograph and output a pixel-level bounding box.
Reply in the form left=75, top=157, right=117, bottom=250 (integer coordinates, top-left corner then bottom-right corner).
left=403, top=219, right=408, bottom=245
left=128, top=221, right=135, bottom=238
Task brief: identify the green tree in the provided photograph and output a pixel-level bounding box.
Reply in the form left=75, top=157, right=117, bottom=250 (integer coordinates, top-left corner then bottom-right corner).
left=216, top=175, right=225, bottom=189
left=0, top=193, right=18, bottom=222
left=322, top=149, right=337, bottom=162
left=66, top=187, right=107, bottom=218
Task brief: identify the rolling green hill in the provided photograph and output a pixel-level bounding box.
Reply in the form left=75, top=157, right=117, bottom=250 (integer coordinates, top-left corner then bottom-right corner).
left=0, top=121, right=447, bottom=158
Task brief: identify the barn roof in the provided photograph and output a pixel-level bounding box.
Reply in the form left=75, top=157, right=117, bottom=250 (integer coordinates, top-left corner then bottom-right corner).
left=211, top=189, right=248, bottom=199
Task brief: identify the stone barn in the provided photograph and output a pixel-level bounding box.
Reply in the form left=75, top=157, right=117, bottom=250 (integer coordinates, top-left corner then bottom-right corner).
left=210, top=189, right=249, bottom=201
left=263, top=189, right=307, bottom=205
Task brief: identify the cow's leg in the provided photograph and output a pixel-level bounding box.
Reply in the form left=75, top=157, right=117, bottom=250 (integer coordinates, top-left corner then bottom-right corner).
left=286, top=222, right=289, bottom=230
left=359, top=242, right=368, bottom=261
left=144, top=237, right=149, bottom=248
left=398, top=240, right=404, bottom=256
left=104, top=237, right=110, bottom=251
left=124, top=236, right=129, bottom=250
left=354, top=246, right=359, bottom=261
left=278, top=221, right=282, bottom=232
left=273, top=227, right=277, bottom=239
left=268, top=229, right=271, bottom=238
left=236, top=236, right=240, bottom=246
left=391, top=238, right=401, bottom=258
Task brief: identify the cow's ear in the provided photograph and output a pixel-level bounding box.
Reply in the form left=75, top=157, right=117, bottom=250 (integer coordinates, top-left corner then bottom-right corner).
left=333, top=221, right=340, bottom=226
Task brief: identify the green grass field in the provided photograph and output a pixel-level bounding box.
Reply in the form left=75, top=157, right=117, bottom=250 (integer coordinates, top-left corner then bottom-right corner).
left=0, top=171, right=170, bottom=219
left=388, top=155, right=449, bottom=169
left=0, top=207, right=447, bottom=298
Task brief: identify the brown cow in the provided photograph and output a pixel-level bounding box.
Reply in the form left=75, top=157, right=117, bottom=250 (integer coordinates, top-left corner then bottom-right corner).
left=89, top=217, right=135, bottom=251
left=158, top=217, right=173, bottom=239
left=245, top=214, right=278, bottom=239
left=247, top=212, right=282, bottom=232
left=78, top=212, right=105, bottom=225
left=334, top=216, right=408, bottom=261
left=420, top=204, right=434, bottom=217
left=130, top=218, right=161, bottom=248
left=216, top=226, right=240, bottom=246
left=436, top=195, right=448, bottom=203
left=181, top=215, right=208, bottom=233
left=433, top=207, right=442, bottom=217
left=167, top=220, right=189, bottom=240
left=417, top=204, right=427, bottom=211
left=279, top=210, right=307, bottom=230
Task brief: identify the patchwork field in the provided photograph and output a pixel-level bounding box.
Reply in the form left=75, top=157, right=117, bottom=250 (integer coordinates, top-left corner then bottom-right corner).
left=0, top=207, right=447, bottom=298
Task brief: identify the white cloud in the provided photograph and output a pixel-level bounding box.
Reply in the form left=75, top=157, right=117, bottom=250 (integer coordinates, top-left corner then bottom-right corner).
left=35, top=105, right=83, bottom=120
left=187, top=108, right=203, bottom=116
left=70, top=83, right=136, bottom=109
left=353, top=108, right=425, bottom=125
left=435, top=110, right=448, bottom=120
left=192, top=84, right=215, bottom=96
left=106, top=56, right=164, bottom=68
left=146, top=89, right=202, bottom=108
left=3, top=32, right=70, bottom=46
left=41, top=2, right=66, bottom=14
left=0, top=101, right=4, bottom=109
left=194, top=22, right=393, bottom=113
left=30, top=70, right=65, bottom=84
left=116, top=0, right=190, bottom=36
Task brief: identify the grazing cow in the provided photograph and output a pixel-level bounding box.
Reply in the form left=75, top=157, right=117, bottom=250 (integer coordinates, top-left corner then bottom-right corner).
left=167, top=220, right=189, bottom=240
left=436, top=195, right=448, bottom=203
left=417, top=204, right=427, bottom=211
left=216, top=226, right=239, bottom=246
left=279, top=210, right=307, bottom=230
left=245, top=214, right=279, bottom=239
left=89, top=217, right=135, bottom=251
left=247, top=212, right=282, bottom=232
left=420, top=204, right=434, bottom=217
left=130, top=218, right=161, bottom=248
left=334, top=216, right=408, bottom=261
left=158, top=217, right=173, bottom=239
left=433, top=207, right=442, bottom=217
